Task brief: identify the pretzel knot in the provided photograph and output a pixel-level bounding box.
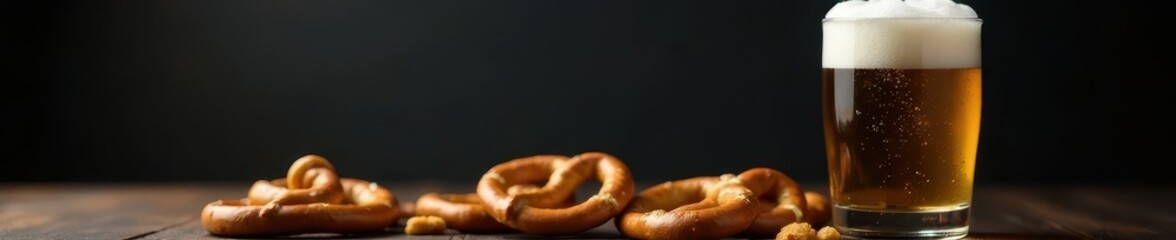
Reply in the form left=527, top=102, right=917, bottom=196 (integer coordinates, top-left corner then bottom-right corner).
left=615, top=174, right=758, bottom=240
left=616, top=167, right=832, bottom=240
left=201, top=155, right=400, bottom=237
left=411, top=193, right=512, bottom=233
left=737, top=167, right=808, bottom=237
left=476, top=152, right=636, bottom=235
left=412, top=188, right=577, bottom=233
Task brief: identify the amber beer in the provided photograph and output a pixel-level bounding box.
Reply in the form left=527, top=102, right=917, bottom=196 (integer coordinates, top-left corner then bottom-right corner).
left=822, top=68, right=981, bottom=207
left=822, top=16, right=981, bottom=239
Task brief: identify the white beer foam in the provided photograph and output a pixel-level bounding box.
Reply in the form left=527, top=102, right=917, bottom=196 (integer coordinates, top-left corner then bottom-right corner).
left=826, top=0, right=978, bottom=19
left=823, top=0, right=981, bottom=69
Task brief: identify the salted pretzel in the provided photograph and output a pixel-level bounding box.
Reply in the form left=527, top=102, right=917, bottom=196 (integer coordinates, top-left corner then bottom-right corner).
left=617, top=167, right=834, bottom=239
left=247, top=155, right=344, bottom=206
left=201, top=155, right=400, bottom=237
left=737, top=167, right=808, bottom=237
left=412, top=193, right=511, bottom=233
left=412, top=186, right=581, bottom=233
left=476, top=152, right=636, bottom=235
left=616, top=174, right=760, bottom=240
left=803, top=191, right=831, bottom=225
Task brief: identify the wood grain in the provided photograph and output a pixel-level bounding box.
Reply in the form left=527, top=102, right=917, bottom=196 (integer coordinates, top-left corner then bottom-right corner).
left=1, top=183, right=1172, bottom=240
left=0, top=184, right=237, bottom=240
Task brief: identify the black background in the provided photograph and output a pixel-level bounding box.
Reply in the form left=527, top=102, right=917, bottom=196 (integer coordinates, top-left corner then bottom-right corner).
left=3, top=1, right=1172, bottom=185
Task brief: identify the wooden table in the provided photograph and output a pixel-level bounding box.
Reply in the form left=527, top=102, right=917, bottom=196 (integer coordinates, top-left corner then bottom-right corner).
left=1, top=182, right=1171, bottom=239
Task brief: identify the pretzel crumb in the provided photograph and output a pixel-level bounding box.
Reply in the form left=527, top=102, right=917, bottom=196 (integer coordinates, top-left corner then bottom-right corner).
left=776, top=222, right=817, bottom=240
left=405, top=216, right=447, bottom=235
left=817, top=226, right=841, bottom=240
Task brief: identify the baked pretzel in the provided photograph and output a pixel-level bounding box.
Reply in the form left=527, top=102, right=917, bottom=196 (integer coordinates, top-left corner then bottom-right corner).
left=618, top=167, right=834, bottom=239
left=413, top=188, right=579, bottom=233
left=803, top=191, right=832, bottom=225
left=412, top=193, right=511, bottom=233
left=616, top=174, right=760, bottom=240
left=476, top=152, right=636, bottom=235
left=201, top=155, right=400, bottom=237
left=247, top=155, right=344, bottom=206
left=738, top=167, right=808, bottom=237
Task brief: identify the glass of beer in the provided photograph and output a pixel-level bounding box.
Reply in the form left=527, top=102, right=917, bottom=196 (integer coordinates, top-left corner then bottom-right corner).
left=822, top=1, right=981, bottom=239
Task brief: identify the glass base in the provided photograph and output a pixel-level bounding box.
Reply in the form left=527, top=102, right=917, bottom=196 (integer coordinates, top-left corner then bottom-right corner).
left=832, top=204, right=970, bottom=239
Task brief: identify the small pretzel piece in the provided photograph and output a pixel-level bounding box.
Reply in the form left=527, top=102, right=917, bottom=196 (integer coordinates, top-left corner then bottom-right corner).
left=477, top=152, right=636, bottom=235
left=776, top=222, right=818, bottom=240
left=405, top=216, right=447, bottom=235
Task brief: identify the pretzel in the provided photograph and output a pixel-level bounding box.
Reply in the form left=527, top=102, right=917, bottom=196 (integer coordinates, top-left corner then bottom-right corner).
left=476, top=152, right=636, bottom=235
left=400, top=201, right=416, bottom=218
left=615, top=174, right=760, bottom=240
left=617, top=167, right=834, bottom=239
left=413, top=188, right=579, bottom=233
left=412, top=193, right=512, bottom=233
left=738, top=167, right=808, bottom=237
left=247, top=155, right=344, bottom=207
left=803, top=191, right=832, bottom=225
left=201, top=155, right=400, bottom=237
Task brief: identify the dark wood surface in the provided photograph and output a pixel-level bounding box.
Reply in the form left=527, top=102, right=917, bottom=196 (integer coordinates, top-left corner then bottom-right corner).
left=1, top=182, right=1172, bottom=240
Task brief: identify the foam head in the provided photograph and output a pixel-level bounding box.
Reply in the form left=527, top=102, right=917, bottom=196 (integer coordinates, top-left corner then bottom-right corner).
left=825, top=0, right=978, bottom=19
left=822, top=0, right=981, bottom=69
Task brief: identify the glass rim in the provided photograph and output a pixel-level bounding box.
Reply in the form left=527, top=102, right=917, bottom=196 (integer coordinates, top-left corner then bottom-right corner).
left=822, top=18, right=982, bottom=22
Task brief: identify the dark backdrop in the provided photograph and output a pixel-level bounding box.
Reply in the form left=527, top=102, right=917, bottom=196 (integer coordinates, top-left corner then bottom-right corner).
left=3, top=1, right=1172, bottom=184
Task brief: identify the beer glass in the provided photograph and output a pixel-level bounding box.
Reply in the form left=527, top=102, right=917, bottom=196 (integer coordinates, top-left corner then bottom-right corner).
left=822, top=17, right=982, bottom=239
